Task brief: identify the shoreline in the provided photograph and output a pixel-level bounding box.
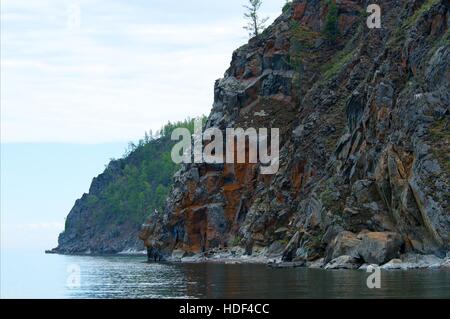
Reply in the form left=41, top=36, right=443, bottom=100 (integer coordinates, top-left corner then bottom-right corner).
left=45, top=250, right=147, bottom=257
left=167, top=255, right=450, bottom=271
left=47, top=249, right=450, bottom=271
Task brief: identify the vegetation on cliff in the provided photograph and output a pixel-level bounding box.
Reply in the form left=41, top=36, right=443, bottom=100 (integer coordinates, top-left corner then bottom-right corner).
left=54, top=117, right=204, bottom=254
left=93, top=118, right=201, bottom=225
left=322, top=0, right=339, bottom=43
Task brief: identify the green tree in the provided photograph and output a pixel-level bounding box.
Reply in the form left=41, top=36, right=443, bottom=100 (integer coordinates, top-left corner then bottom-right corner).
left=80, top=117, right=204, bottom=225
left=282, top=0, right=293, bottom=14
left=323, top=0, right=339, bottom=43
left=243, top=0, right=269, bottom=37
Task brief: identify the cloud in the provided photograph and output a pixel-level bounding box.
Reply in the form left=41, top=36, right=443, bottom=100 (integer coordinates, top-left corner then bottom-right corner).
left=1, top=0, right=282, bottom=143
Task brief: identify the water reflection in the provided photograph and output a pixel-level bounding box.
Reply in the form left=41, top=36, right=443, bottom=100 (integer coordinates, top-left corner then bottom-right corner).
left=64, top=256, right=450, bottom=299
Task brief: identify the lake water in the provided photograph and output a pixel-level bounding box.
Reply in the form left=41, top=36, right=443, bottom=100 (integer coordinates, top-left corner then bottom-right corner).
left=1, top=251, right=449, bottom=299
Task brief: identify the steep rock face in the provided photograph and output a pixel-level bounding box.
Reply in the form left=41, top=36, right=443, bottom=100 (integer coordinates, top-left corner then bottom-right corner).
left=141, top=0, right=449, bottom=265
left=52, top=133, right=181, bottom=255
left=54, top=162, right=145, bottom=254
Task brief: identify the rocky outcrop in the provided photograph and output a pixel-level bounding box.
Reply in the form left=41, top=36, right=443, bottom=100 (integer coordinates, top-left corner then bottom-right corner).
left=358, top=232, right=403, bottom=265
left=325, top=231, right=361, bottom=262
left=324, top=255, right=362, bottom=270
left=380, top=253, right=447, bottom=269
left=52, top=131, right=183, bottom=255
left=141, top=0, right=450, bottom=267
left=324, top=230, right=403, bottom=266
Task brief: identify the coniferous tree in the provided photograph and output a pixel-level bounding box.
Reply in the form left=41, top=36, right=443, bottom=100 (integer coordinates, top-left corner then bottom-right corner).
left=323, top=0, right=339, bottom=43
left=243, top=0, right=269, bottom=37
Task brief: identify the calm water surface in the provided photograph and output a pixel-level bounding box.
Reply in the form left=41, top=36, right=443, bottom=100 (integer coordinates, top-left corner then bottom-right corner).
left=1, top=251, right=449, bottom=299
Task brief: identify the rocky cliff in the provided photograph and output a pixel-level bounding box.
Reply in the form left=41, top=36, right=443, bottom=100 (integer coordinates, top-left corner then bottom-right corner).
left=140, top=0, right=449, bottom=267
left=51, top=120, right=200, bottom=255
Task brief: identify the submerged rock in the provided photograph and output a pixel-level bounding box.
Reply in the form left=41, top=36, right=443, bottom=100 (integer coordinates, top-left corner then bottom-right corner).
left=268, top=261, right=306, bottom=269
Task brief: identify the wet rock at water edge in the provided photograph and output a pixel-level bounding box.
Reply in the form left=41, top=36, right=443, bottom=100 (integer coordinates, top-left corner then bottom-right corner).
left=357, top=232, right=403, bottom=265
left=324, top=256, right=362, bottom=270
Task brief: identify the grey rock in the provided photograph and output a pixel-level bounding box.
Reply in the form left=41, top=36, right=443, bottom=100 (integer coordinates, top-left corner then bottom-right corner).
left=358, top=263, right=380, bottom=271
left=171, top=249, right=188, bottom=260
left=381, top=254, right=446, bottom=270
left=267, top=241, right=285, bottom=257
left=380, top=259, right=404, bottom=270
left=324, top=256, right=362, bottom=270
left=325, top=231, right=361, bottom=263
left=282, top=231, right=300, bottom=262
left=357, top=232, right=403, bottom=265
left=308, top=258, right=325, bottom=269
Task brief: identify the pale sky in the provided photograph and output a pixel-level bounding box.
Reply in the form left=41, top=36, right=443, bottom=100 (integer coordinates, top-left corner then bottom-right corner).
left=1, top=0, right=283, bottom=144
left=0, top=0, right=285, bottom=251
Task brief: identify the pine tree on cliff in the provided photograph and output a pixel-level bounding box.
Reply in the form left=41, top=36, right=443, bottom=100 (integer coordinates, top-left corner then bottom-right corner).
left=243, top=0, right=269, bottom=37
left=323, top=0, right=339, bottom=43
